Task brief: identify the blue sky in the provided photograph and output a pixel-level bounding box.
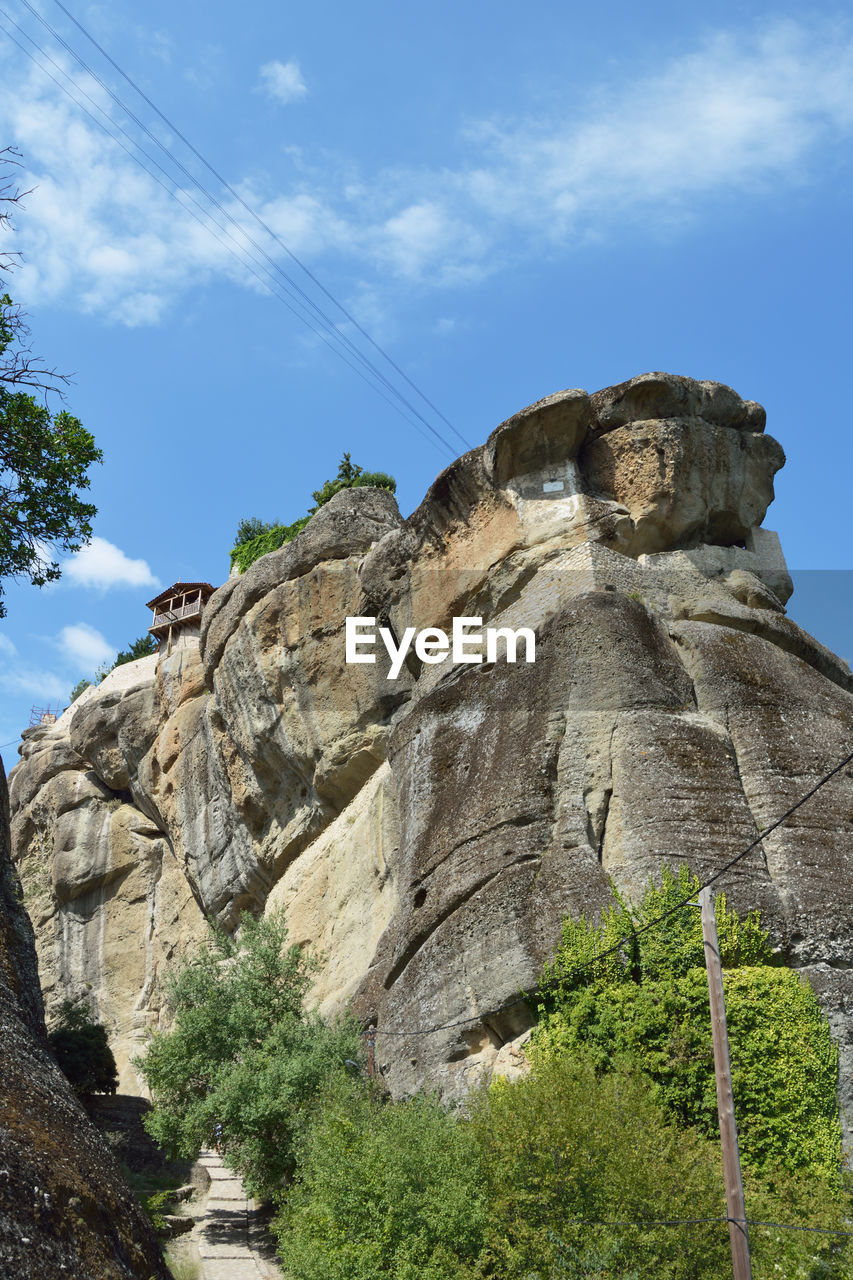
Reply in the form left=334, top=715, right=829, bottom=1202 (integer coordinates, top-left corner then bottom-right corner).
left=1, top=1, right=851, bottom=755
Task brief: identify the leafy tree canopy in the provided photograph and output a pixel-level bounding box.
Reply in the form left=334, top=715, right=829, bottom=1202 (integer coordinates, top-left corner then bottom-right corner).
left=234, top=515, right=278, bottom=547
left=276, top=1077, right=487, bottom=1280
left=0, top=150, right=101, bottom=618
left=48, top=998, right=118, bottom=1098
left=113, top=634, right=157, bottom=668
left=69, top=677, right=91, bottom=704
left=309, top=452, right=396, bottom=512
left=134, top=912, right=362, bottom=1202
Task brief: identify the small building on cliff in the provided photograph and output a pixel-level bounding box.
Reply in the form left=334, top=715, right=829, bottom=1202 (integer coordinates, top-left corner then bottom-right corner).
left=146, top=581, right=216, bottom=654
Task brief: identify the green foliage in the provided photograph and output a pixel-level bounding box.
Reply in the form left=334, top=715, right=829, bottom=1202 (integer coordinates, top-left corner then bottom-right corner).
left=275, top=1077, right=486, bottom=1280
left=48, top=998, right=118, bottom=1097
left=0, top=157, right=101, bottom=618
left=69, top=676, right=91, bottom=703
left=134, top=912, right=362, bottom=1202
left=534, top=866, right=842, bottom=1187
left=471, top=1052, right=729, bottom=1280
left=309, top=452, right=396, bottom=511
left=234, top=515, right=278, bottom=547
left=229, top=453, right=396, bottom=574
left=229, top=515, right=311, bottom=574
left=0, top=379, right=101, bottom=619
left=142, top=1188, right=173, bottom=1236
left=113, top=634, right=158, bottom=668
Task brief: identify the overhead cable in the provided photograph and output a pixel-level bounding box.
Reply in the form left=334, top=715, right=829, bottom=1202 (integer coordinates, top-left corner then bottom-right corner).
left=32, top=0, right=470, bottom=454
left=0, top=5, right=450, bottom=453
left=372, top=746, right=853, bottom=1037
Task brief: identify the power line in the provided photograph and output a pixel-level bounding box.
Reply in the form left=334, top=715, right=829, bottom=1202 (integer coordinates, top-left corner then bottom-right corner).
left=25, top=0, right=469, bottom=455
left=371, top=746, right=853, bottom=1038
left=0, top=7, right=447, bottom=455
left=534, top=745, right=853, bottom=990
left=7, top=1, right=458, bottom=457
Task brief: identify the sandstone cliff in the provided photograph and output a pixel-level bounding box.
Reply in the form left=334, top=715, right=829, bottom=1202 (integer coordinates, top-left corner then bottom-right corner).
left=0, top=757, right=171, bottom=1279
left=9, top=372, right=853, bottom=1133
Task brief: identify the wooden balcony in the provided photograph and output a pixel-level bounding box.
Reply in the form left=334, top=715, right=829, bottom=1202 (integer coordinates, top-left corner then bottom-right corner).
left=149, top=598, right=203, bottom=637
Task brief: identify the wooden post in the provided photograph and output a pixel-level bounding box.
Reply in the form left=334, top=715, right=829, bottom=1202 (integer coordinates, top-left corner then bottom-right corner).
left=700, top=886, right=752, bottom=1280
left=366, top=1024, right=376, bottom=1079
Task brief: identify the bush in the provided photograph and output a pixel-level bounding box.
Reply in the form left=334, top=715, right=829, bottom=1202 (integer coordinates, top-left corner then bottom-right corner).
left=134, top=912, right=362, bottom=1202
left=48, top=999, right=118, bottom=1097
left=471, top=1052, right=729, bottom=1280
left=309, top=452, right=396, bottom=511
left=534, top=866, right=842, bottom=1188
left=234, top=516, right=278, bottom=547
left=69, top=677, right=91, bottom=703
left=229, top=515, right=311, bottom=575
left=275, top=1077, right=486, bottom=1280
left=230, top=454, right=395, bottom=574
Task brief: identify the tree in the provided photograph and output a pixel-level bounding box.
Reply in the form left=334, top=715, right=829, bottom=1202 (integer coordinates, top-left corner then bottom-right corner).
left=535, top=866, right=843, bottom=1186
left=234, top=516, right=278, bottom=547
left=48, top=999, right=119, bottom=1097
left=230, top=454, right=396, bottom=575
left=113, top=634, right=157, bottom=668
left=275, top=1077, right=487, bottom=1280
left=309, top=452, right=396, bottom=511
left=0, top=149, right=102, bottom=618
left=69, top=677, right=91, bottom=703
left=135, top=912, right=362, bottom=1202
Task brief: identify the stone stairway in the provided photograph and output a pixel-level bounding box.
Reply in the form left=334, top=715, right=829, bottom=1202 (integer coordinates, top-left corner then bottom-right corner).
left=195, top=1150, right=282, bottom=1280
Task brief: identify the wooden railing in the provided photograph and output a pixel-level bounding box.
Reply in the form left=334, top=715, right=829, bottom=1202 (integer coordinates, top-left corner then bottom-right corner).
left=152, top=599, right=203, bottom=629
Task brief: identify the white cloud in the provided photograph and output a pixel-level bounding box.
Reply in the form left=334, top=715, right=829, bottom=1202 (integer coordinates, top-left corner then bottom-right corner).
left=0, top=666, right=69, bottom=703
left=61, top=537, right=159, bottom=590
left=258, top=59, right=308, bottom=105
left=58, top=622, right=115, bottom=670
left=1, top=19, right=852, bottom=315
left=0, top=634, right=17, bottom=658
left=459, top=20, right=853, bottom=237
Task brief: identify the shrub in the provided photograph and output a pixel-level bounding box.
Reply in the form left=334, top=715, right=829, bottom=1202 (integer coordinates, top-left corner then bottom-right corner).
left=69, top=677, right=91, bottom=703
left=534, top=866, right=842, bottom=1188
left=275, top=1077, right=486, bottom=1280
left=135, top=912, right=362, bottom=1202
left=48, top=999, right=118, bottom=1097
left=471, top=1052, right=729, bottom=1280
left=230, top=454, right=395, bottom=574
left=229, top=516, right=311, bottom=575
left=234, top=516, right=278, bottom=547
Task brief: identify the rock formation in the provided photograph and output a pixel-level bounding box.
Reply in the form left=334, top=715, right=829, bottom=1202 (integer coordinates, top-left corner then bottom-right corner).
left=0, top=757, right=171, bottom=1278
left=9, top=373, right=853, bottom=1138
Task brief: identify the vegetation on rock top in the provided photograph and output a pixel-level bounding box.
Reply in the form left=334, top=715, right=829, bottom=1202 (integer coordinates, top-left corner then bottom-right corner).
left=229, top=452, right=396, bottom=574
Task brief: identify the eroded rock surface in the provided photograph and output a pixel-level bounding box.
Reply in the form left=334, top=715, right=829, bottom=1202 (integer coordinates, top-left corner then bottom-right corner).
left=0, top=758, right=171, bottom=1279
left=9, top=373, right=853, bottom=1135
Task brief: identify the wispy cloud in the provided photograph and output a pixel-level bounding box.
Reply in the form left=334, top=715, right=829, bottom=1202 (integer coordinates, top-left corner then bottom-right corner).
left=58, top=622, right=114, bottom=670
left=257, top=59, right=308, bottom=106
left=0, top=664, right=68, bottom=703
left=61, top=537, right=159, bottom=590
left=0, top=634, right=17, bottom=659
left=1, top=18, right=852, bottom=317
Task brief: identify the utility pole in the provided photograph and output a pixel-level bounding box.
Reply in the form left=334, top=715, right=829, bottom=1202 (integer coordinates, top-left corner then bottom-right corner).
left=700, top=886, right=752, bottom=1280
